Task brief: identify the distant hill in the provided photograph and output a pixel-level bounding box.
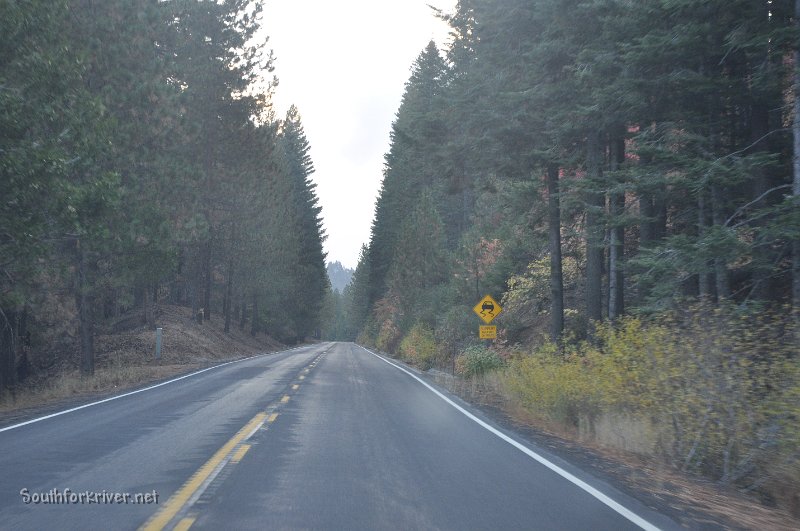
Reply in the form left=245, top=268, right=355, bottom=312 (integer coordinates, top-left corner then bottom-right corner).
left=327, top=261, right=354, bottom=292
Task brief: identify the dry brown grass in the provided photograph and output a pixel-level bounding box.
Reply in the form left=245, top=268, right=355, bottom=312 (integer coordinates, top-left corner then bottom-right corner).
left=0, top=364, right=200, bottom=415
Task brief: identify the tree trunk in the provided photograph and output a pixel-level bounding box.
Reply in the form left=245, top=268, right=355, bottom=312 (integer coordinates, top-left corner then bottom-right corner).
left=697, top=190, right=712, bottom=298
left=203, top=239, right=212, bottom=322
left=76, top=240, right=95, bottom=376
left=0, top=308, right=16, bottom=391
left=134, top=285, right=143, bottom=317
left=190, top=248, right=201, bottom=323
left=546, top=163, right=564, bottom=341
left=793, top=0, right=800, bottom=314
left=15, top=310, right=28, bottom=384
left=224, top=259, right=234, bottom=334
left=143, top=284, right=154, bottom=328
left=750, top=100, right=771, bottom=301
left=711, top=184, right=730, bottom=299
left=608, top=211, right=624, bottom=318
left=250, top=292, right=259, bottom=336
left=239, top=295, right=247, bottom=330
left=170, top=249, right=184, bottom=304
left=639, top=194, right=655, bottom=247
left=639, top=154, right=665, bottom=250
left=608, top=132, right=625, bottom=320
left=652, top=184, right=667, bottom=240
left=585, top=130, right=605, bottom=328
left=142, top=287, right=149, bottom=327
left=111, top=289, right=120, bottom=319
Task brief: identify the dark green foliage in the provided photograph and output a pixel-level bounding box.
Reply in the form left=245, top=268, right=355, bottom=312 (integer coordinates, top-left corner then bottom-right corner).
left=357, top=0, right=799, bottom=357
left=367, top=42, right=450, bottom=306
left=0, top=0, right=328, bottom=386
left=457, top=345, right=504, bottom=378
left=385, top=190, right=449, bottom=327
left=345, top=245, right=373, bottom=341
left=1, top=0, right=80, bottom=308
left=276, top=106, right=329, bottom=342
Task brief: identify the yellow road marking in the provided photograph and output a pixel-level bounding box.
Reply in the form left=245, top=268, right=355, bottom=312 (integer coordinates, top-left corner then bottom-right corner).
left=268, top=413, right=279, bottom=423
left=280, top=395, right=290, bottom=403
left=173, top=517, right=196, bottom=531
left=299, top=375, right=305, bottom=380
left=231, top=444, right=251, bottom=464
left=139, top=412, right=267, bottom=531
left=292, top=384, right=299, bottom=390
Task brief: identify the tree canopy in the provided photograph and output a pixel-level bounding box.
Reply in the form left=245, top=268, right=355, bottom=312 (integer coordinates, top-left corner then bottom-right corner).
left=1, top=0, right=328, bottom=384
left=340, top=0, right=800, bottom=352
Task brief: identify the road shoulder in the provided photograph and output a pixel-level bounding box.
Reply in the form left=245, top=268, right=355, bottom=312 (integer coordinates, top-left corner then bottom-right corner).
left=365, top=347, right=799, bottom=531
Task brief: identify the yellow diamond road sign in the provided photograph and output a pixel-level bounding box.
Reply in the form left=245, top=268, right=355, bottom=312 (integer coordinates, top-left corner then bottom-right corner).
left=473, top=295, right=502, bottom=324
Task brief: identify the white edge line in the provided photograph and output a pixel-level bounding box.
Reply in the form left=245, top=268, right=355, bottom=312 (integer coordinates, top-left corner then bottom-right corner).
left=360, top=346, right=661, bottom=531
left=0, top=345, right=309, bottom=434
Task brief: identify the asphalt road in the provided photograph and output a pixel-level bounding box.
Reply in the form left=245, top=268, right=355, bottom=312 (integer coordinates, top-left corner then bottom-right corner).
left=0, top=342, right=679, bottom=530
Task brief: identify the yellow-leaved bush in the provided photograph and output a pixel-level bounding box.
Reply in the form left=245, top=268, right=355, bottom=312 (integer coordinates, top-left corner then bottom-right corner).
left=399, top=322, right=438, bottom=370
left=502, top=304, right=799, bottom=489
left=505, top=341, right=607, bottom=424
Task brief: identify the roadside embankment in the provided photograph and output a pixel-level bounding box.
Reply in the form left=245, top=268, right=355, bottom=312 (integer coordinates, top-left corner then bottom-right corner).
left=0, top=304, right=284, bottom=421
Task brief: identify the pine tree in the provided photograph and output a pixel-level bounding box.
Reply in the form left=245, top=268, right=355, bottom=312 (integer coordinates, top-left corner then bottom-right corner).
left=168, top=0, right=271, bottom=324
left=366, top=42, right=449, bottom=308
left=619, top=0, right=794, bottom=309
left=794, top=0, right=800, bottom=315
left=277, top=106, right=328, bottom=341
left=346, top=245, right=373, bottom=341
left=385, top=190, right=449, bottom=327
left=0, top=0, right=90, bottom=383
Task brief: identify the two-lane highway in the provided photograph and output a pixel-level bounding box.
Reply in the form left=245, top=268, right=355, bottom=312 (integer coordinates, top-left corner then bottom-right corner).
left=0, top=342, right=678, bottom=530
left=0, top=344, right=328, bottom=530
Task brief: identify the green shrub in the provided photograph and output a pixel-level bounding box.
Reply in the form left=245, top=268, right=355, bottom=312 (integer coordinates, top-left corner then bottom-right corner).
left=457, top=345, right=505, bottom=378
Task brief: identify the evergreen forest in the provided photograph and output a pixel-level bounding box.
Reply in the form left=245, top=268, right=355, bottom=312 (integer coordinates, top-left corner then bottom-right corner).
left=1, top=0, right=328, bottom=384
left=331, top=0, right=800, bottom=506
left=344, top=1, right=800, bottom=346
left=3, top=0, right=800, bottom=515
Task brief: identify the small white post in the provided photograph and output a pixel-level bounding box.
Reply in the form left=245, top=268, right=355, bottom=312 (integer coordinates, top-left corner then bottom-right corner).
left=155, top=327, right=162, bottom=359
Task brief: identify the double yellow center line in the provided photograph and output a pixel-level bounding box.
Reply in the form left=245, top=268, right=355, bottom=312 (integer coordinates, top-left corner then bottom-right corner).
left=140, top=352, right=326, bottom=531
left=140, top=412, right=270, bottom=531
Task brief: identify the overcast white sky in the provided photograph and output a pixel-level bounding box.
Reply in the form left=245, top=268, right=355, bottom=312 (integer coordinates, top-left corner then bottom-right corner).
left=261, top=0, right=457, bottom=269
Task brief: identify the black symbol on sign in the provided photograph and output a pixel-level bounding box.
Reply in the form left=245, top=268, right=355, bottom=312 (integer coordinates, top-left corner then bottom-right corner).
left=481, top=301, right=495, bottom=317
